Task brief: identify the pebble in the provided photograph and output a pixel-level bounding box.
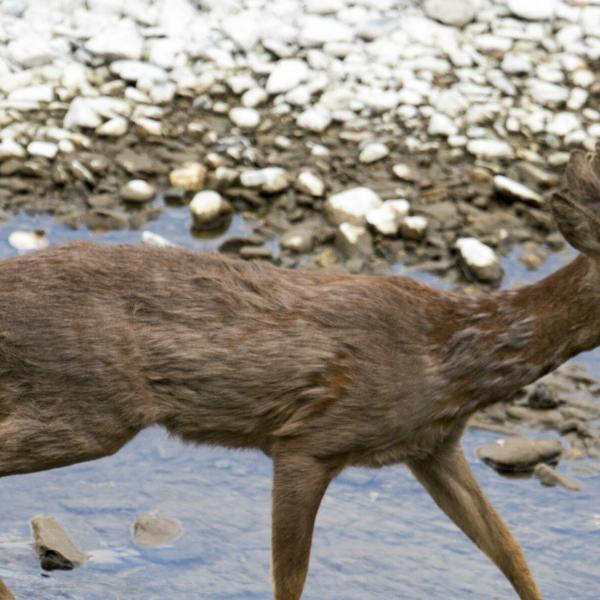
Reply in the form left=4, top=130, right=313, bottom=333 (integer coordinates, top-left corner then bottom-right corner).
left=240, top=168, right=288, bottom=193
left=189, top=191, right=233, bottom=228
left=120, top=180, right=156, bottom=202
left=400, top=215, right=428, bottom=241
left=96, top=117, right=128, bottom=137
left=296, top=108, right=332, bottom=132
left=296, top=170, right=325, bottom=196
left=85, top=22, right=143, bottom=60
left=456, top=237, right=503, bottom=283
left=325, top=187, right=383, bottom=226
left=477, top=438, right=563, bottom=472
left=63, top=98, right=102, bottom=129
left=169, top=163, right=207, bottom=192
left=494, top=176, right=544, bottom=205
left=0, top=139, right=26, bottom=159
left=546, top=112, right=580, bottom=137
left=392, top=163, right=417, bottom=182
left=336, top=222, right=372, bottom=257
left=428, top=113, right=459, bottom=137
left=27, top=141, right=58, bottom=159
left=366, top=203, right=400, bottom=236
left=533, top=464, right=582, bottom=492
left=424, top=0, right=476, bottom=27
left=266, top=59, right=310, bottom=94
left=31, top=516, right=88, bottom=570
left=110, top=60, right=168, bottom=82
left=242, top=87, right=268, bottom=108
left=358, top=143, right=389, bottom=164
left=8, top=230, right=49, bottom=252
left=507, top=0, right=557, bottom=21
left=133, top=514, right=181, bottom=547
left=229, top=107, right=261, bottom=129
left=466, top=139, right=515, bottom=160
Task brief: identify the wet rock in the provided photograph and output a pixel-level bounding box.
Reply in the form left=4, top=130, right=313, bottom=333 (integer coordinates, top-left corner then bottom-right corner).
left=115, top=149, right=164, bottom=175
left=325, top=187, right=382, bottom=226
left=533, top=464, right=582, bottom=492
left=169, top=163, right=207, bottom=192
left=506, top=406, right=563, bottom=429
left=281, top=225, right=315, bottom=252
left=133, top=513, right=181, bottom=547
left=400, top=215, right=428, bottom=241
left=455, top=237, right=503, bottom=283
left=84, top=208, right=129, bottom=231
left=478, top=439, right=563, bottom=473
left=8, top=230, right=49, bottom=252
left=424, top=0, right=476, bottom=27
left=366, top=200, right=409, bottom=236
left=494, top=176, right=543, bottom=206
left=141, top=231, right=176, bottom=247
left=190, top=191, right=233, bottom=229
left=31, top=516, right=88, bottom=570
left=239, top=245, right=275, bottom=260
left=528, top=383, right=561, bottom=410
left=359, top=143, right=389, bottom=164
left=120, top=180, right=156, bottom=203
left=336, top=223, right=372, bottom=257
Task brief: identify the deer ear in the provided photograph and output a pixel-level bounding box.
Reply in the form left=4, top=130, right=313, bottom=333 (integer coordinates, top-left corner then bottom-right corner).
left=551, top=192, right=600, bottom=256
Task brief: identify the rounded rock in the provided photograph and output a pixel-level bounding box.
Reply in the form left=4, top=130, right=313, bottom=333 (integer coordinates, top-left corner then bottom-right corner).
left=120, top=180, right=156, bottom=203
left=189, top=191, right=233, bottom=229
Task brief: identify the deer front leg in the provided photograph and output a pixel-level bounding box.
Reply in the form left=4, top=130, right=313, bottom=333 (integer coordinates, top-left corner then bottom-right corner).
left=271, top=445, right=337, bottom=600
left=408, top=444, right=544, bottom=600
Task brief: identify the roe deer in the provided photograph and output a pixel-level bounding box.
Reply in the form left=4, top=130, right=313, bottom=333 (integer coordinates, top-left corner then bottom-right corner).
left=2, top=148, right=600, bottom=600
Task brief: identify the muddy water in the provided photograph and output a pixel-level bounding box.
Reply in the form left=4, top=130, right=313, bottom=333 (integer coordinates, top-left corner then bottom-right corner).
left=0, top=213, right=598, bottom=600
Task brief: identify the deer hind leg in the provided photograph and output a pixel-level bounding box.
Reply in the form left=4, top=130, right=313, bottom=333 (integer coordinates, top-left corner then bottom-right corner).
left=408, top=445, right=544, bottom=600
left=271, top=444, right=339, bottom=600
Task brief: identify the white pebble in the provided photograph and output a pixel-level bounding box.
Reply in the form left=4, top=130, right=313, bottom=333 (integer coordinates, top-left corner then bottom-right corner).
left=27, top=141, right=58, bottom=159
left=359, top=143, right=389, bottom=164
left=189, top=191, right=232, bottom=228
left=297, top=171, right=325, bottom=196
left=8, top=231, right=49, bottom=252
left=229, top=107, right=261, bottom=129
left=325, top=187, right=382, bottom=226
left=297, top=108, right=332, bottom=132
left=96, top=117, right=128, bottom=137
left=120, top=180, right=156, bottom=202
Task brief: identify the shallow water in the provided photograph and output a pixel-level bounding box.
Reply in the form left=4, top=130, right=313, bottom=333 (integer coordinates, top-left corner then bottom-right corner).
left=0, top=212, right=598, bottom=599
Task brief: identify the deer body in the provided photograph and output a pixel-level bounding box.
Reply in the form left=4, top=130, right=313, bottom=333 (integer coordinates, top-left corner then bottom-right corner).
left=2, top=149, right=600, bottom=600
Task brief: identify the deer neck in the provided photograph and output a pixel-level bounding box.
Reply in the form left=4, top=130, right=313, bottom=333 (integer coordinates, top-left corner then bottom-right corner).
left=435, top=255, right=600, bottom=417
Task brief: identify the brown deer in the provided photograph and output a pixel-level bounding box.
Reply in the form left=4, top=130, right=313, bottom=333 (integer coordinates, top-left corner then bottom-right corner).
left=1, top=148, right=599, bottom=600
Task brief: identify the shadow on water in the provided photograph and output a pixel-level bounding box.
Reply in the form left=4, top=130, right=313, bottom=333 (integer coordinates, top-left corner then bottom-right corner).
left=0, top=213, right=598, bottom=599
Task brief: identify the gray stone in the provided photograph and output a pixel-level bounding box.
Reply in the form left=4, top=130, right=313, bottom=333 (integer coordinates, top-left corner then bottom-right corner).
left=477, top=439, right=563, bottom=473
left=31, top=516, right=88, bottom=570
left=533, top=464, right=582, bottom=492
left=133, top=514, right=181, bottom=547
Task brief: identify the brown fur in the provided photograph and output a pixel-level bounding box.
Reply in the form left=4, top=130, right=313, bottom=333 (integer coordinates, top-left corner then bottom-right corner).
left=2, top=149, right=600, bottom=600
